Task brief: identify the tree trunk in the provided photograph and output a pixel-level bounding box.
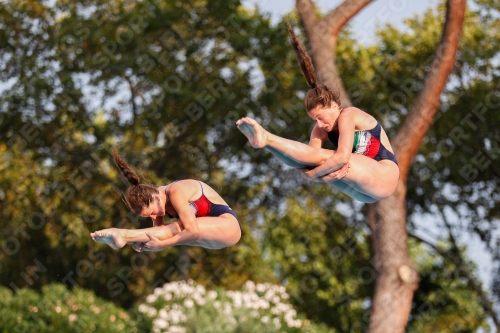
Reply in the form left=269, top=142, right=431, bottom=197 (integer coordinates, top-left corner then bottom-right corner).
left=294, top=0, right=467, bottom=331
left=369, top=181, right=419, bottom=331
left=370, top=1, right=466, bottom=331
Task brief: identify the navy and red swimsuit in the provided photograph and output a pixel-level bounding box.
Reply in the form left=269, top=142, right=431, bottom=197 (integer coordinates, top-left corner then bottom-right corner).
left=165, top=181, right=239, bottom=225
left=327, top=117, right=398, bottom=166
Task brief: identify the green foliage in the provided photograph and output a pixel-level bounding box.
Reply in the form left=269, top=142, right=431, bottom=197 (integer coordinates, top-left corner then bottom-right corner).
left=261, top=191, right=373, bottom=332
left=254, top=2, right=500, bottom=331
left=0, top=0, right=274, bottom=307
left=407, top=239, right=488, bottom=332
left=0, top=283, right=150, bottom=333
left=0, top=0, right=499, bottom=331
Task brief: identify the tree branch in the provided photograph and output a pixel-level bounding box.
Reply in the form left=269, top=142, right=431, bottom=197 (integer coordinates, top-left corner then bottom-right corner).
left=124, top=76, right=137, bottom=123
left=393, top=0, right=467, bottom=180
left=322, top=0, right=372, bottom=35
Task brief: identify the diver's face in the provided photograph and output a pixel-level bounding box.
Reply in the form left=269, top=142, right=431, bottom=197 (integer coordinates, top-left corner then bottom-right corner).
left=307, top=104, right=340, bottom=132
left=140, top=195, right=164, bottom=219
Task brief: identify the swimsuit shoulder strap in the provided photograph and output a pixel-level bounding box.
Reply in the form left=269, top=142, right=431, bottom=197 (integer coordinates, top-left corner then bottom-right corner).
left=197, top=181, right=204, bottom=194
left=369, top=122, right=382, bottom=139
left=165, top=181, right=178, bottom=200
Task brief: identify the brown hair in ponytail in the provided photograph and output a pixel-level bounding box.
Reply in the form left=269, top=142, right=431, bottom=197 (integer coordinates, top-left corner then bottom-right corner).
left=112, top=148, right=158, bottom=214
left=286, top=21, right=341, bottom=111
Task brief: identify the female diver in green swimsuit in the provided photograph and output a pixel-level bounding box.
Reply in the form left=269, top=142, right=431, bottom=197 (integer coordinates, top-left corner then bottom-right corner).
left=236, top=23, right=399, bottom=203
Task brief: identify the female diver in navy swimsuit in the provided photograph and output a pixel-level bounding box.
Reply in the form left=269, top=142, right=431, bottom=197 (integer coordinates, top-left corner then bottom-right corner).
left=236, top=23, right=399, bottom=203
left=90, top=149, right=241, bottom=251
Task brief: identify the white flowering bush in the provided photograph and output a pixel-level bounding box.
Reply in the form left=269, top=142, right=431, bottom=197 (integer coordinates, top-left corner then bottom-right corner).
left=138, top=280, right=335, bottom=333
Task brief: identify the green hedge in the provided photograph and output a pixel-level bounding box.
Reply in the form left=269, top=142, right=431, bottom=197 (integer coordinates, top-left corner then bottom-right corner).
left=0, top=283, right=150, bottom=333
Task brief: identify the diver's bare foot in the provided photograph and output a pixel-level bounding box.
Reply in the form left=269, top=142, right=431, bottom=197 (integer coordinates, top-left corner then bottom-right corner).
left=236, top=117, right=268, bottom=148
left=90, top=228, right=126, bottom=249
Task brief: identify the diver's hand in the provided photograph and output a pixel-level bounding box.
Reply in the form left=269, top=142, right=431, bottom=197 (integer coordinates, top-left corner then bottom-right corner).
left=142, top=233, right=165, bottom=252
left=319, top=163, right=350, bottom=182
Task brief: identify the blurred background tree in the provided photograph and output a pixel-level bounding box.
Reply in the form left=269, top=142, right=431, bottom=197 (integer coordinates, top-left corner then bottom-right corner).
left=0, top=0, right=499, bottom=331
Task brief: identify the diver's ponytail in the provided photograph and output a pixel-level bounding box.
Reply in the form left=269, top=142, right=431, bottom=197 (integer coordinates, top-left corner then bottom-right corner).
left=112, top=148, right=140, bottom=186
left=111, top=148, right=158, bottom=214
left=286, top=21, right=342, bottom=110
left=286, top=21, right=317, bottom=89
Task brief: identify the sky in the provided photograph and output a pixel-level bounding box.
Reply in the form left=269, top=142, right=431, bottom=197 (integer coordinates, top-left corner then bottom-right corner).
left=242, top=0, right=438, bottom=44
